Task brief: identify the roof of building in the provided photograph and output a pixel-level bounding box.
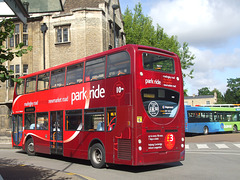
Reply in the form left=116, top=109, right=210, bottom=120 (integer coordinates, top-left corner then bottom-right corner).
left=184, top=95, right=215, bottom=99
left=63, top=0, right=105, bottom=13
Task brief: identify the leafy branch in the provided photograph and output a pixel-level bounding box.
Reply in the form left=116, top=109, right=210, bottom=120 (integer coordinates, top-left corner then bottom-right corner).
left=0, top=19, right=32, bottom=85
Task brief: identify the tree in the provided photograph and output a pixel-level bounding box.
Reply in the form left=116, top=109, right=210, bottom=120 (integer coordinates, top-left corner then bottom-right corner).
left=0, top=19, right=32, bottom=84
left=224, top=89, right=236, bottom=104
left=212, top=88, right=225, bottom=104
left=225, top=78, right=240, bottom=103
left=198, top=87, right=212, bottom=96
left=198, top=87, right=225, bottom=104
left=123, top=3, right=195, bottom=79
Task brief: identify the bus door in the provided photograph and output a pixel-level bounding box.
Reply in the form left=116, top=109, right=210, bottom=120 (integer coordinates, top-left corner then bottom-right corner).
left=50, top=111, right=63, bottom=155
left=12, top=114, right=23, bottom=146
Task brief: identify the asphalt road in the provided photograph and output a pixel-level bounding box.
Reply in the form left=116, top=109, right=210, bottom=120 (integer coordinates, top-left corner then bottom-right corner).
left=0, top=132, right=239, bottom=180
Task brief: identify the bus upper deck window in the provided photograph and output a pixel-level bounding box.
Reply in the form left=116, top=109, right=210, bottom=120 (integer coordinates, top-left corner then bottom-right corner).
left=66, top=63, right=83, bottom=86
left=143, top=53, right=175, bottom=73
left=51, top=68, right=65, bottom=88
left=16, top=80, right=25, bottom=95
left=37, top=72, right=50, bottom=91
left=85, top=57, right=105, bottom=82
left=26, top=76, right=36, bottom=94
left=107, top=51, right=130, bottom=78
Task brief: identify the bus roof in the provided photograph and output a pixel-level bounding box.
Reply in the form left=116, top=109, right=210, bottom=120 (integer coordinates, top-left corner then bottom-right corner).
left=18, top=44, right=178, bottom=79
left=185, top=105, right=239, bottom=112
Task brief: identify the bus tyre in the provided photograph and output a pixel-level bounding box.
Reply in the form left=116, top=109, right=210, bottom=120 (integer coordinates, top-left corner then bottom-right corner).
left=90, top=143, right=105, bottom=168
left=25, top=138, right=35, bottom=156
left=203, top=126, right=209, bottom=135
left=233, top=125, right=238, bottom=133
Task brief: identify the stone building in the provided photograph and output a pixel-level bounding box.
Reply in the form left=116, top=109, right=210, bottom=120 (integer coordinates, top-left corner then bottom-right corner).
left=184, top=92, right=217, bottom=106
left=0, top=0, right=125, bottom=136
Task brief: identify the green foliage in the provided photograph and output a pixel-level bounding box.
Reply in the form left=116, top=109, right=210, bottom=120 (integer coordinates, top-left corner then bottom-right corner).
left=0, top=19, right=32, bottom=84
left=225, top=78, right=240, bottom=103
left=198, top=87, right=212, bottom=96
left=123, top=3, right=195, bottom=79
left=212, top=88, right=225, bottom=104
left=198, top=87, right=226, bottom=104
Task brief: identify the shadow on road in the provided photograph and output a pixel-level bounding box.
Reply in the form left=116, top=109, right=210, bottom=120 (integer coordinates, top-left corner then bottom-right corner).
left=0, top=158, right=70, bottom=180
left=106, top=161, right=183, bottom=173
left=14, top=149, right=183, bottom=173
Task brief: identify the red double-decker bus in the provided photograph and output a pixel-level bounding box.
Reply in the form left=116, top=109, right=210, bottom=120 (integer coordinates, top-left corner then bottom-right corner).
left=12, top=44, right=185, bottom=168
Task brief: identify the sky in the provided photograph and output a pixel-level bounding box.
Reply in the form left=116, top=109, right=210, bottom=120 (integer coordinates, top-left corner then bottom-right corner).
left=119, top=0, right=240, bottom=96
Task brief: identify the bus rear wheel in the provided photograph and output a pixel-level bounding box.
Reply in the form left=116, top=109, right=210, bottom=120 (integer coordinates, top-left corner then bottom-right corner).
left=25, top=138, right=35, bottom=156
left=203, top=126, right=209, bottom=135
left=90, top=143, right=105, bottom=168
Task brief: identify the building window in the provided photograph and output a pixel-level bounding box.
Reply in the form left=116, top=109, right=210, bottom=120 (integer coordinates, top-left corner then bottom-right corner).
left=10, top=36, right=14, bottom=47
left=15, top=24, right=20, bottom=47
left=10, top=65, right=14, bottom=72
left=55, top=25, right=70, bottom=43
left=23, top=24, right=28, bottom=46
left=23, top=64, right=28, bottom=74
left=8, top=23, right=22, bottom=48
left=8, top=65, right=20, bottom=88
left=15, top=64, right=20, bottom=73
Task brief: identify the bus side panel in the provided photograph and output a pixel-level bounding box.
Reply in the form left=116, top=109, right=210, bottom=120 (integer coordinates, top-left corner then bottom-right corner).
left=107, top=106, right=133, bottom=166
left=33, top=133, right=50, bottom=154
left=187, top=122, right=224, bottom=134
left=62, top=131, right=81, bottom=158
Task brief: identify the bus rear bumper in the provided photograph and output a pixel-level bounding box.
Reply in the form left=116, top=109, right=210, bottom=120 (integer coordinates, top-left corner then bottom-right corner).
left=137, top=150, right=185, bottom=166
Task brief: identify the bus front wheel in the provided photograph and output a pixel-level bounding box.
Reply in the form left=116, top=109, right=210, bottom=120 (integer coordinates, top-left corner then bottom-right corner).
left=203, top=126, right=209, bottom=135
left=90, top=143, right=106, bottom=168
left=25, top=138, right=35, bottom=156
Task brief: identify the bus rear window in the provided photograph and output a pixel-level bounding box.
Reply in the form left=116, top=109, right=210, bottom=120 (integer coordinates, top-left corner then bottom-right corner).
left=141, top=88, right=179, bottom=118
left=143, top=53, right=174, bottom=73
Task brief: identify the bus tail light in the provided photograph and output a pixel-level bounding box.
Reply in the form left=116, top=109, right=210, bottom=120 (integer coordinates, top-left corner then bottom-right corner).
left=181, top=137, right=185, bottom=148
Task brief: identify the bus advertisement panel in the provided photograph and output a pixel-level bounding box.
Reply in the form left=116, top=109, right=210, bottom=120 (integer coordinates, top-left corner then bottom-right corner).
left=12, top=45, right=185, bottom=168
left=185, top=105, right=240, bottom=134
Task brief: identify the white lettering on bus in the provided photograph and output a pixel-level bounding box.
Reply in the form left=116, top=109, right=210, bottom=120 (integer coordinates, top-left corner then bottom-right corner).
left=71, top=85, right=105, bottom=105
left=24, top=101, right=38, bottom=107
left=145, top=78, right=161, bottom=85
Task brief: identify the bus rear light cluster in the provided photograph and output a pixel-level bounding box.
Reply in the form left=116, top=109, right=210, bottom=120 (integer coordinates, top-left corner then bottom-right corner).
left=138, top=139, right=142, bottom=151
left=181, top=137, right=185, bottom=148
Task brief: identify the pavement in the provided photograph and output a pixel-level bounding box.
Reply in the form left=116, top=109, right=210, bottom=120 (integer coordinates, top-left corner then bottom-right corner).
left=0, top=136, right=12, bottom=149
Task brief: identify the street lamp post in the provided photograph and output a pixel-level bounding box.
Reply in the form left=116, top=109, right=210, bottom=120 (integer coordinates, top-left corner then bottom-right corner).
left=112, top=4, right=119, bottom=48
left=40, top=23, right=48, bottom=70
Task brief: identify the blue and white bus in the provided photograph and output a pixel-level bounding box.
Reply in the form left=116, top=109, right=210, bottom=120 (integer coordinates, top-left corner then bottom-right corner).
left=185, top=105, right=240, bottom=134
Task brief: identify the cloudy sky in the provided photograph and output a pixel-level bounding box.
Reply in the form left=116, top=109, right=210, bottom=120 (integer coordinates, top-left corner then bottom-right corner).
left=119, top=0, right=240, bottom=96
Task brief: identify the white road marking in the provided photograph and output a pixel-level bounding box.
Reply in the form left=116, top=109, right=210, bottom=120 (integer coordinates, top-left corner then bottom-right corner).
left=196, top=144, right=209, bottom=149
left=233, top=144, right=240, bottom=148
left=215, top=144, right=229, bottom=149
